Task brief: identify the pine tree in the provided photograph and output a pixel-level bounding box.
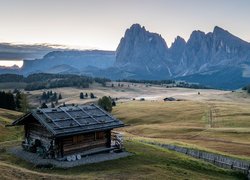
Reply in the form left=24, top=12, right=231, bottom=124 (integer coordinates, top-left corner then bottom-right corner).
left=85, top=93, right=88, bottom=98
left=46, top=91, right=50, bottom=99
left=20, top=93, right=29, bottom=113
left=41, top=92, right=47, bottom=100
left=51, top=102, right=55, bottom=108
left=15, top=91, right=22, bottom=110
left=80, top=92, right=84, bottom=99
left=90, top=93, right=95, bottom=99
left=41, top=102, right=48, bottom=109
left=58, top=93, right=62, bottom=100
left=52, top=92, right=57, bottom=101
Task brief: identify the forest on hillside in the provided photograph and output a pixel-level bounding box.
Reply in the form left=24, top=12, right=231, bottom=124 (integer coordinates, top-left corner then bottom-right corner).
left=0, top=73, right=111, bottom=91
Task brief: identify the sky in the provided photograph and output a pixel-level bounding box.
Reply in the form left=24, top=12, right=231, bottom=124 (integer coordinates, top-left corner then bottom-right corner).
left=0, top=0, right=250, bottom=66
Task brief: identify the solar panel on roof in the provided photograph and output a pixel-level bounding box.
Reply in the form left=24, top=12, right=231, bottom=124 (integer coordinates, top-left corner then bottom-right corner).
left=13, top=104, right=124, bottom=137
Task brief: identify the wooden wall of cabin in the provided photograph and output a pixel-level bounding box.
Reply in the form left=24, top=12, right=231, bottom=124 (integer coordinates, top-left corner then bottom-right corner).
left=24, top=116, right=53, bottom=151
left=59, top=130, right=111, bottom=156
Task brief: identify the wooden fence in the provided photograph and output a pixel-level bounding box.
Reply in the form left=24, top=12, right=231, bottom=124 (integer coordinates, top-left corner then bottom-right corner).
left=140, top=141, right=250, bottom=179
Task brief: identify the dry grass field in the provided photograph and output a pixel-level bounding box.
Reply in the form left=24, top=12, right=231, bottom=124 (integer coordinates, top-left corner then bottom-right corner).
left=0, top=83, right=250, bottom=179
left=113, top=100, right=250, bottom=158
left=25, top=82, right=248, bottom=107
left=0, top=108, right=244, bottom=179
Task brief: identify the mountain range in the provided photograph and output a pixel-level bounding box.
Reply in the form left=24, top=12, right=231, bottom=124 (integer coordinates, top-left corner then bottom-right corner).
left=1, top=24, right=250, bottom=89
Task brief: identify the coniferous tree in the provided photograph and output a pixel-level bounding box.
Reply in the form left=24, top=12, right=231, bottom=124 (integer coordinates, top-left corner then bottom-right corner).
left=15, top=91, right=22, bottom=110
left=41, top=92, right=47, bottom=100
left=98, top=96, right=112, bottom=112
left=41, top=102, right=48, bottom=109
left=20, top=93, right=29, bottom=113
left=0, top=91, right=16, bottom=110
left=90, top=93, right=95, bottom=99
left=46, top=91, right=50, bottom=99
left=51, top=102, right=55, bottom=108
left=80, top=92, right=84, bottom=99
left=52, top=92, right=57, bottom=101
left=58, top=93, right=62, bottom=100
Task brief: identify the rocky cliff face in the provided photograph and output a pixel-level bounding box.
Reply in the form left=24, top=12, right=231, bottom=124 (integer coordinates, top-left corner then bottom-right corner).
left=115, top=24, right=171, bottom=79
left=114, top=24, right=250, bottom=88
left=181, top=26, right=250, bottom=76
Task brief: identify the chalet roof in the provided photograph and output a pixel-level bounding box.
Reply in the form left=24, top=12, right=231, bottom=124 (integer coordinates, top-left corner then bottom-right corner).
left=163, top=97, right=176, bottom=101
left=12, top=104, right=124, bottom=137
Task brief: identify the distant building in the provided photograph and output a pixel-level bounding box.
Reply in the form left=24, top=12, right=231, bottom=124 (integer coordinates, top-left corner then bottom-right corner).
left=163, top=97, right=176, bottom=101
left=10, top=104, right=124, bottom=161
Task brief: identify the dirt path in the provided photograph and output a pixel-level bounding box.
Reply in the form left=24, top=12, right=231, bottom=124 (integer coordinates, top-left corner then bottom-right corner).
left=187, top=103, right=215, bottom=139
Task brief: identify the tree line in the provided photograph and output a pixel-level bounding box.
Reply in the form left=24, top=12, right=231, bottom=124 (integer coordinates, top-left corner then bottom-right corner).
left=0, top=90, right=29, bottom=112
left=117, top=79, right=175, bottom=85
left=0, top=73, right=111, bottom=91
left=116, top=79, right=209, bottom=89
left=79, top=92, right=96, bottom=99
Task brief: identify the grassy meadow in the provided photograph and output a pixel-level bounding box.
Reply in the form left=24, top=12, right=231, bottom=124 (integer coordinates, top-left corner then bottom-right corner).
left=1, top=83, right=250, bottom=179
left=113, top=100, right=250, bottom=158
left=0, top=108, right=246, bottom=179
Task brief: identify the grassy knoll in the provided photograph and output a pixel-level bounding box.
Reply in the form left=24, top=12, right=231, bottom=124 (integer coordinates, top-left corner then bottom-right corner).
left=113, top=101, right=250, bottom=157
left=0, top=108, right=23, bottom=142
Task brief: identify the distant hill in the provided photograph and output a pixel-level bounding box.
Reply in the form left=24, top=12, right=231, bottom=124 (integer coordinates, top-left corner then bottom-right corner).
left=20, top=50, right=115, bottom=75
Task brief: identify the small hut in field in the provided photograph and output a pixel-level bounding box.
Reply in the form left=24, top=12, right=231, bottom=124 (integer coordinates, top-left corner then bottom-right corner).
left=10, top=104, right=124, bottom=161
left=163, top=97, right=176, bottom=101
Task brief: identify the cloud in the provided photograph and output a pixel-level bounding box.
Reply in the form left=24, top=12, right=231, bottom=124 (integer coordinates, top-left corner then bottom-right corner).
left=0, top=43, right=68, bottom=60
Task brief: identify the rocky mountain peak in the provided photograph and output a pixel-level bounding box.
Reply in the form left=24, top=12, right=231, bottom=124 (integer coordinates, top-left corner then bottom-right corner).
left=170, top=36, right=186, bottom=49
left=115, top=24, right=171, bottom=79
left=213, top=26, right=227, bottom=35
left=188, top=30, right=206, bottom=44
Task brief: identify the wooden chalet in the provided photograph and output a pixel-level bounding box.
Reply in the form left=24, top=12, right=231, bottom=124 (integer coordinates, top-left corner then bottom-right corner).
left=10, top=104, right=124, bottom=161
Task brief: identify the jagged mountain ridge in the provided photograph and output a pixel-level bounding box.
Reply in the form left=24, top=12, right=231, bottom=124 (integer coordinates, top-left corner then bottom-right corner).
left=115, top=24, right=250, bottom=77
left=113, top=24, right=250, bottom=88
